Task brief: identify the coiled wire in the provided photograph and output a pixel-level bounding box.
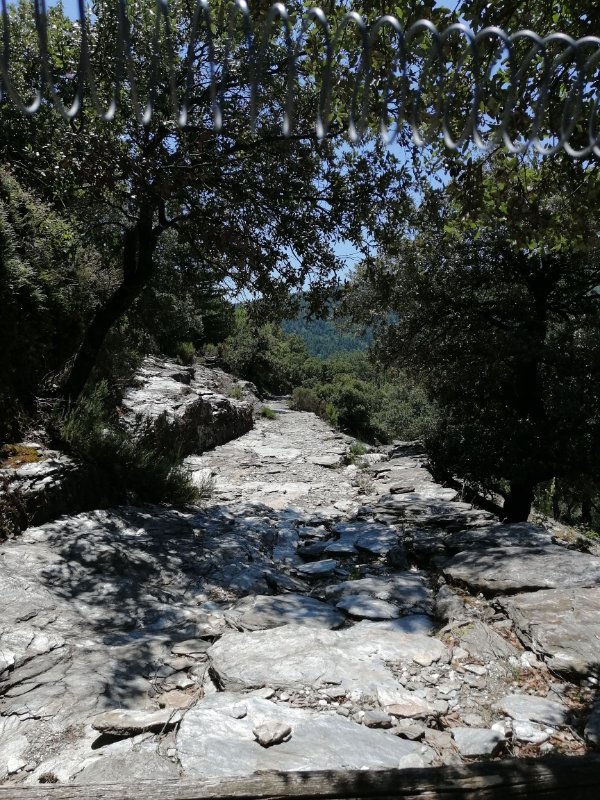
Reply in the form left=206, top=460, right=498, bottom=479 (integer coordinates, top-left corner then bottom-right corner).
left=1, top=0, right=599, bottom=158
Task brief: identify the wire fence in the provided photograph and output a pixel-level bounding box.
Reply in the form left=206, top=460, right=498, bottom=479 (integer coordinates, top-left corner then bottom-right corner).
left=1, top=0, right=599, bottom=157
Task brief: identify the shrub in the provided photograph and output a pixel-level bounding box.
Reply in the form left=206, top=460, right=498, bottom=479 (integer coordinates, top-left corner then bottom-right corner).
left=174, top=341, right=196, bottom=366
left=260, top=406, right=277, bottom=420
left=0, top=476, right=28, bottom=540
left=228, top=384, right=244, bottom=400
left=290, top=387, right=325, bottom=416
left=55, top=382, right=200, bottom=506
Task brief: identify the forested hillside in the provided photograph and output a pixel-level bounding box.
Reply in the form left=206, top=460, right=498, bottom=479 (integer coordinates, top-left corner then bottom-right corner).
left=281, top=305, right=372, bottom=359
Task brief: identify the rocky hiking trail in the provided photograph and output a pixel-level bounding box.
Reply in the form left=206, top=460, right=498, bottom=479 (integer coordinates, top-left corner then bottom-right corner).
left=1, top=364, right=600, bottom=789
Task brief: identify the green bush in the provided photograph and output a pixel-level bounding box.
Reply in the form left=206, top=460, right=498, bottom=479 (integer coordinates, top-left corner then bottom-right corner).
left=228, top=384, right=244, bottom=400
left=260, top=406, right=277, bottom=420
left=55, top=382, right=200, bottom=506
left=290, top=387, right=325, bottom=416
left=175, top=341, right=196, bottom=366
left=0, top=170, right=101, bottom=440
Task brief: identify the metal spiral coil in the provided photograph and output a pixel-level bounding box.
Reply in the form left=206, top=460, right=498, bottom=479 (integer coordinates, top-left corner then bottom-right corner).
left=1, top=0, right=600, bottom=158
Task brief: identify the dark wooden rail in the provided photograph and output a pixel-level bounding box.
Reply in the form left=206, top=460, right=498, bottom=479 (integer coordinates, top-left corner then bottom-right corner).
left=0, top=756, right=599, bottom=800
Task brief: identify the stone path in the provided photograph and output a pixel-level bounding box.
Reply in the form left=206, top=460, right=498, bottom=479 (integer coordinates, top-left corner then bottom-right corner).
left=1, top=394, right=599, bottom=786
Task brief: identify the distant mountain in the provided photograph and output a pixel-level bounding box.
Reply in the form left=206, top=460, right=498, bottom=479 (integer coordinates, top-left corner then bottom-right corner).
left=282, top=313, right=372, bottom=359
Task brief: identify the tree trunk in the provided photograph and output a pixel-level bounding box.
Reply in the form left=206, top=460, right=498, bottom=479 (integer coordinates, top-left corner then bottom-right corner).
left=62, top=208, right=158, bottom=404
left=581, top=497, right=592, bottom=527
left=503, top=481, right=535, bottom=522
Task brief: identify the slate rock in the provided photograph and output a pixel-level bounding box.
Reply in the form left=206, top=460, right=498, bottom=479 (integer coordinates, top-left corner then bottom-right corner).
left=296, top=559, right=338, bottom=578
left=362, top=710, right=393, bottom=728
left=377, top=685, right=436, bottom=719
left=496, top=694, right=569, bottom=727
left=512, top=720, right=552, bottom=745
left=336, top=596, right=400, bottom=620
left=253, top=721, right=292, bottom=747
left=325, top=573, right=431, bottom=612
left=224, top=594, right=344, bottom=631
left=171, top=639, right=212, bottom=656
left=91, top=709, right=182, bottom=737
left=445, top=523, right=553, bottom=553
left=443, top=545, right=600, bottom=594
left=208, top=622, right=447, bottom=693
left=435, top=585, right=465, bottom=622
left=454, top=621, right=519, bottom=663
left=297, top=541, right=328, bottom=559
left=355, top=526, right=401, bottom=556
left=451, top=727, right=504, bottom=757
left=498, top=588, right=600, bottom=675
left=74, top=752, right=179, bottom=784
left=177, top=694, right=434, bottom=777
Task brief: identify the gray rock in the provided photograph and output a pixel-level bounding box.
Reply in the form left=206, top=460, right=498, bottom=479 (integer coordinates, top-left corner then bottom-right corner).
left=336, top=596, right=400, bottom=620
left=495, top=694, right=568, bottom=727
left=377, top=686, right=436, bottom=719
left=451, top=621, right=519, bottom=663
left=171, top=639, right=212, bottom=656
left=91, top=709, right=182, bottom=737
left=208, top=622, right=447, bottom=693
left=356, top=526, right=401, bottom=556
left=443, top=545, right=600, bottom=594
left=296, top=559, right=338, bottom=578
left=392, top=721, right=426, bottom=740
left=177, top=695, right=434, bottom=777
left=435, top=585, right=465, bottom=622
left=326, top=573, right=432, bottom=613
left=451, top=727, right=504, bottom=757
left=584, top=701, right=600, bottom=745
left=224, top=594, right=344, bottom=631
left=445, top=523, right=554, bottom=553
left=123, top=357, right=254, bottom=456
left=362, top=710, right=393, bottom=728
left=74, top=752, right=179, bottom=784
left=253, top=721, right=292, bottom=747
left=297, top=541, right=329, bottom=559
left=499, top=588, right=600, bottom=675
left=512, top=720, right=552, bottom=744
left=308, top=455, right=342, bottom=467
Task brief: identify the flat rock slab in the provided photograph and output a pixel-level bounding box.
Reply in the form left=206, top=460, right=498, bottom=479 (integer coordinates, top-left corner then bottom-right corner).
left=377, top=686, right=436, bottom=718
left=224, top=594, right=345, bottom=631
left=495, top=694, right=568, bottom=727
left=328, top=522, right=401, bottom=557
left=208, top=622, right=448, bottom=693
left=451, top=727, right=504, bottom=757
left=498, top=588, right=600, bottom=675
left=336, top=595, right=400, bottom=620
left=91, top=708, right=181, bottom=736
left=445, top=523, right=554, bottom=553
left=443, top=545, right=600, bottom=594
left=452, top=621, right=519, bottom=663
left=326, top=573, right=431, bottom=612
left=73, top=751, right=179, bottom=784
left=296, top=559, right=338, bottom=578
left=177, top=695, right=434, bottom=777
left=307, top=455, right=343, bottom=467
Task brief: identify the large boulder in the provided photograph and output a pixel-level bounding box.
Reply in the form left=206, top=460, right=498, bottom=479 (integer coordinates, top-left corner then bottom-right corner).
left=177, top=694, right=435, bottom=777
left=121, top=357, right=254, bottom=455
left=207, top=622, right=448, bottom=694
left=498, top=588, right=600, bottom=675
left=443, top=545, right=600, bottom=595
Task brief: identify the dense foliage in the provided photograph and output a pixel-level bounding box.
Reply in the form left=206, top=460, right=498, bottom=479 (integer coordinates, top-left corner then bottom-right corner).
left=217, top=309, right=434, bottom=444
left=3, top=0, right=600, bottom=529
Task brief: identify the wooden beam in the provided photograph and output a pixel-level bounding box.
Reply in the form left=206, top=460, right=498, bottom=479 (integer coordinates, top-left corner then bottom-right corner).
left=0, top=755, right=599, bottom=799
